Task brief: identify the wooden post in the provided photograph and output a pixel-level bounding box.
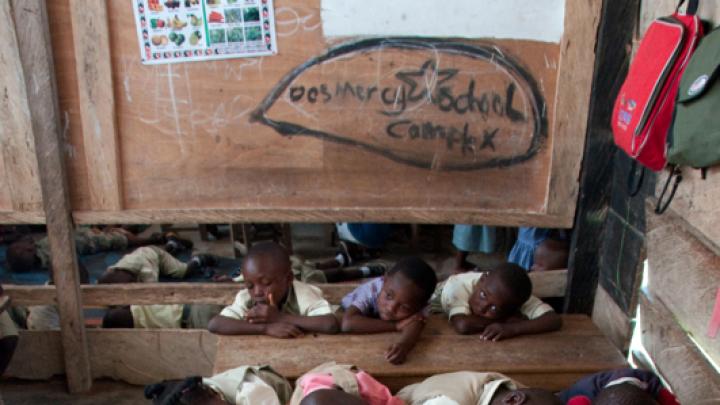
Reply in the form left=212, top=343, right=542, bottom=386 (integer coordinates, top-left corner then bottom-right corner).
left=564, top=0, right=642, bottom=313
left=68, top=0, right=123, bottom=211
left=0, top=1, right=42, bottom=214
left=10, top=0, right=92, bottom=392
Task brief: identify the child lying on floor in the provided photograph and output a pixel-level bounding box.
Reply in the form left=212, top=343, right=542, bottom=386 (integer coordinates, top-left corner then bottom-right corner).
left=291, top=361, right=403, bottom=405
left=99, top=246, right=217, bottom=329
left=398, top=371, right=562, bottom=405
left=208, top=241, right=338, bottom=337
left=6, top=227, right=160, bottom=273
left=434, top=262, right=561, bottom=340
left=144, top=365, right=292, bottom=405
left=340, top=256, right=437, bottom=364
left=559, top=368, right=679, bottom=405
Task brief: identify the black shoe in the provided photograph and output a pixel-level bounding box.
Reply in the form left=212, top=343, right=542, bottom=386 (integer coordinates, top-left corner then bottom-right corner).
left=338, top=241, right=353, bottom=267
left=192, top=254, right=217, bottom=267
left=366, top=263, right=388, bottom=277
left=163, top=233, right=194, bottom=255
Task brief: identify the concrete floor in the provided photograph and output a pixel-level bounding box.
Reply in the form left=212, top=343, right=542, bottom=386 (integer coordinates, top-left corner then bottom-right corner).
left=0, top=223, right=511, bottom=404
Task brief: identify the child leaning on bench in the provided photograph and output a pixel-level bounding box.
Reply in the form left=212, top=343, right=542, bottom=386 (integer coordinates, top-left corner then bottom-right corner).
left=433, top=262, right=561, bottom=340
left=340, top=257, right=438, bottom=365
left=208, top=241, right=338, bottom=337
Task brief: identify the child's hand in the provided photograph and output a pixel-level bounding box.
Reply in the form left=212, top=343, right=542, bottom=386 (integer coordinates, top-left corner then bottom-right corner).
left=264, top=322, right=304, bottom=338
left=247, top=303, right=282, bottom=324
left=385, top=341, right=411, bottom=364
left=395, top=312, right=425, bottom=331
left=480, top=323, right=518, bottom=341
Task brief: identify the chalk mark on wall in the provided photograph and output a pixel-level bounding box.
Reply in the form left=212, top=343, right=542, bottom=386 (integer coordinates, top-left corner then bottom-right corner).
left=252, top=38, right=548, bottom=171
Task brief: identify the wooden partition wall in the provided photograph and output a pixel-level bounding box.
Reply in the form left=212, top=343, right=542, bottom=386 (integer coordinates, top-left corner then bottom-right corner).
left=0, top=0, right=602, bottom=392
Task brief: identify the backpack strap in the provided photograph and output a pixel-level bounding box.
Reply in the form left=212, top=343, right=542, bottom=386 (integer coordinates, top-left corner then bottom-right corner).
left=627, top=160, right=646, bottom=197
left=655, top=166, right=683, bottom=214
left=676, top=0, right=699, bottom=15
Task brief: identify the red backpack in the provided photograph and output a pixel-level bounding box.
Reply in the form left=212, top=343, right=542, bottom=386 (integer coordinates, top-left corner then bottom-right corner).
left=612, top=0, right=703, bottom=172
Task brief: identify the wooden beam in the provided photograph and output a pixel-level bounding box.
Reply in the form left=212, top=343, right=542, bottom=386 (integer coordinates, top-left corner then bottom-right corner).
left=591, top=285, right=632, bottom=352
left=6, top=329, right=217, bottom=385
left=11, top=0, right=91, bottom=392
left=646, top=205, right=720, bottom=367
left=68, top=0, right=122, bottom=211
left=639, top=293, right=720, bottom=404
left=6, top=316, right=620, bottom=388
left=547, top=0, right=602, bottom=215
left=214, top=315, right=626, bottom=392
left=0, top=0, right=42, bottom=213
left=0, top=210, right=45, bottom=224
left=6, top=269, right=568, bottom=306
left=565, top=0, right=641, bottom=313
left=73, top=208, right=573, bottom=228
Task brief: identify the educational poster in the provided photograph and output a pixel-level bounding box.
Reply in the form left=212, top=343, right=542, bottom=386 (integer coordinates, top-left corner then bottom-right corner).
left=132, top=0, right=278, bottom=64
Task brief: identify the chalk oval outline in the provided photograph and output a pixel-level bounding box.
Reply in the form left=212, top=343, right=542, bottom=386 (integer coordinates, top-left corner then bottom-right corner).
left=251, top=37, right=548, bottom=171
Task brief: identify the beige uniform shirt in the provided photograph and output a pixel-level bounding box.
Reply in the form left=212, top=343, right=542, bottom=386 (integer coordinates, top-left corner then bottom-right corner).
left=220, top=280, right=333, bottom=319
left=204, top=365, right=292, bottom=405
left=130, top=304, right=184, bottom=328
left=440, top=272, right=553, bottom=319
left=397, top=371, right=522, bottom=405
left=0, top=311, right=18, bottom=338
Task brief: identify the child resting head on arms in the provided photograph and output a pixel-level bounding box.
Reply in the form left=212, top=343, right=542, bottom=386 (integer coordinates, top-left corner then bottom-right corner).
left=439, top=262, right=561, bottom=340
left=208, top=241, right=338, bottom=337
left=340, top=256, right=438, bottom=364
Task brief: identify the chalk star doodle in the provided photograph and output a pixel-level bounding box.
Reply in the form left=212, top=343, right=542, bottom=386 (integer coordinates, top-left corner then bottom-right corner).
left=395, top=59, right=458, bottom=104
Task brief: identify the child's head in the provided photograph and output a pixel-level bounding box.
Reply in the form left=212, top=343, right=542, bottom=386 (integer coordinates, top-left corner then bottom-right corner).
left=530, top=239, right=569, bottom=272
left=98, top=268, right=138, bottom=284
left=6, top=237, right=39, bottom=273
left=490, top=388, right=562, bottom=405
left=144, top=377, right=228, bottom=405
left=469, top=263, right=531, bottom=320
left=593, top=384, right=659, bottom=405
left=300, top=389, right=366, bottom=405
left=377, top=256, right=437, bottom=321
left=242, top=241, right=293, bottom=306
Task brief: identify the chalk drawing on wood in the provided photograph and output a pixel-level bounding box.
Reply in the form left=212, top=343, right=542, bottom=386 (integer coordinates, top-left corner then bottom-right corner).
left=252, top=38, right=547, bottom=171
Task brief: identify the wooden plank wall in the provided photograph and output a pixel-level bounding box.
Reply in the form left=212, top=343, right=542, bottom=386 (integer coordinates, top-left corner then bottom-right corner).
left=0, top=0, right=43, bottom=222
left=636, top=1, right=720, bottom=402
left=39, top=0, right=602, bottom=226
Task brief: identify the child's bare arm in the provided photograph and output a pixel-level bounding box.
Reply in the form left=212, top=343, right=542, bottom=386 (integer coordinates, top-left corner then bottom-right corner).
left=244, top=302, right=339, bottom=334
left=340, top=306, right=397, bottom=333
left=272, top=314, right=339, bottom=334
left=207, top=315, right=303, bottom=338
left=449, top=314, right=496, bottom=334
left=481, top=312, right=562, bottom=341
left=386, top=318, right=425, bottom=364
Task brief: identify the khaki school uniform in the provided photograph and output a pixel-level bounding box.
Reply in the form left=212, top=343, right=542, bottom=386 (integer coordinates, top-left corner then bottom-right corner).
left=26, top=305, right=60, bottom=330
left=109, top=246, right=187, bottom=283
left=204, top=365, right=292, bottom=405
left=434, top=272, right=553, bottom=319
left=220, top=280, right=333, bottom=320
left=397, top=371, right=523, bottom=405
left=0, top=311, right=18, bottom=338
left=35, top=227, right=129, bottom=268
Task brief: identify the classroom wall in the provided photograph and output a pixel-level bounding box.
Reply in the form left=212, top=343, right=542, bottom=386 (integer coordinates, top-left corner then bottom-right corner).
left=25, top=0, right=600, bottom=226
left=596, top=1, right=720, bottom=402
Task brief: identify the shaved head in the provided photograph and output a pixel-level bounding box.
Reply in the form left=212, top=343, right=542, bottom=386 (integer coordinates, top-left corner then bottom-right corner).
left=245, top=241, right=291, bottom=276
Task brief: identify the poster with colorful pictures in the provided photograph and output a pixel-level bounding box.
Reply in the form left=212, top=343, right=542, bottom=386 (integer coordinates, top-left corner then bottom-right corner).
left=132, top=0, right=277, bottom=64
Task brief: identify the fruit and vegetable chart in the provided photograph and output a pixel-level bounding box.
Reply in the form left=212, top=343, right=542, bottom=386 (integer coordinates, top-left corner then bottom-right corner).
left=133, top=0, right=277, bottom=64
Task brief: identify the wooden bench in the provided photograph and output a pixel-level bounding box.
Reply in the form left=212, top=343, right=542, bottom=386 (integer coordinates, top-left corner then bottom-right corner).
left=213, top=314, right=626, bottom=392
left=5, top=269, right=568, bottom=307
